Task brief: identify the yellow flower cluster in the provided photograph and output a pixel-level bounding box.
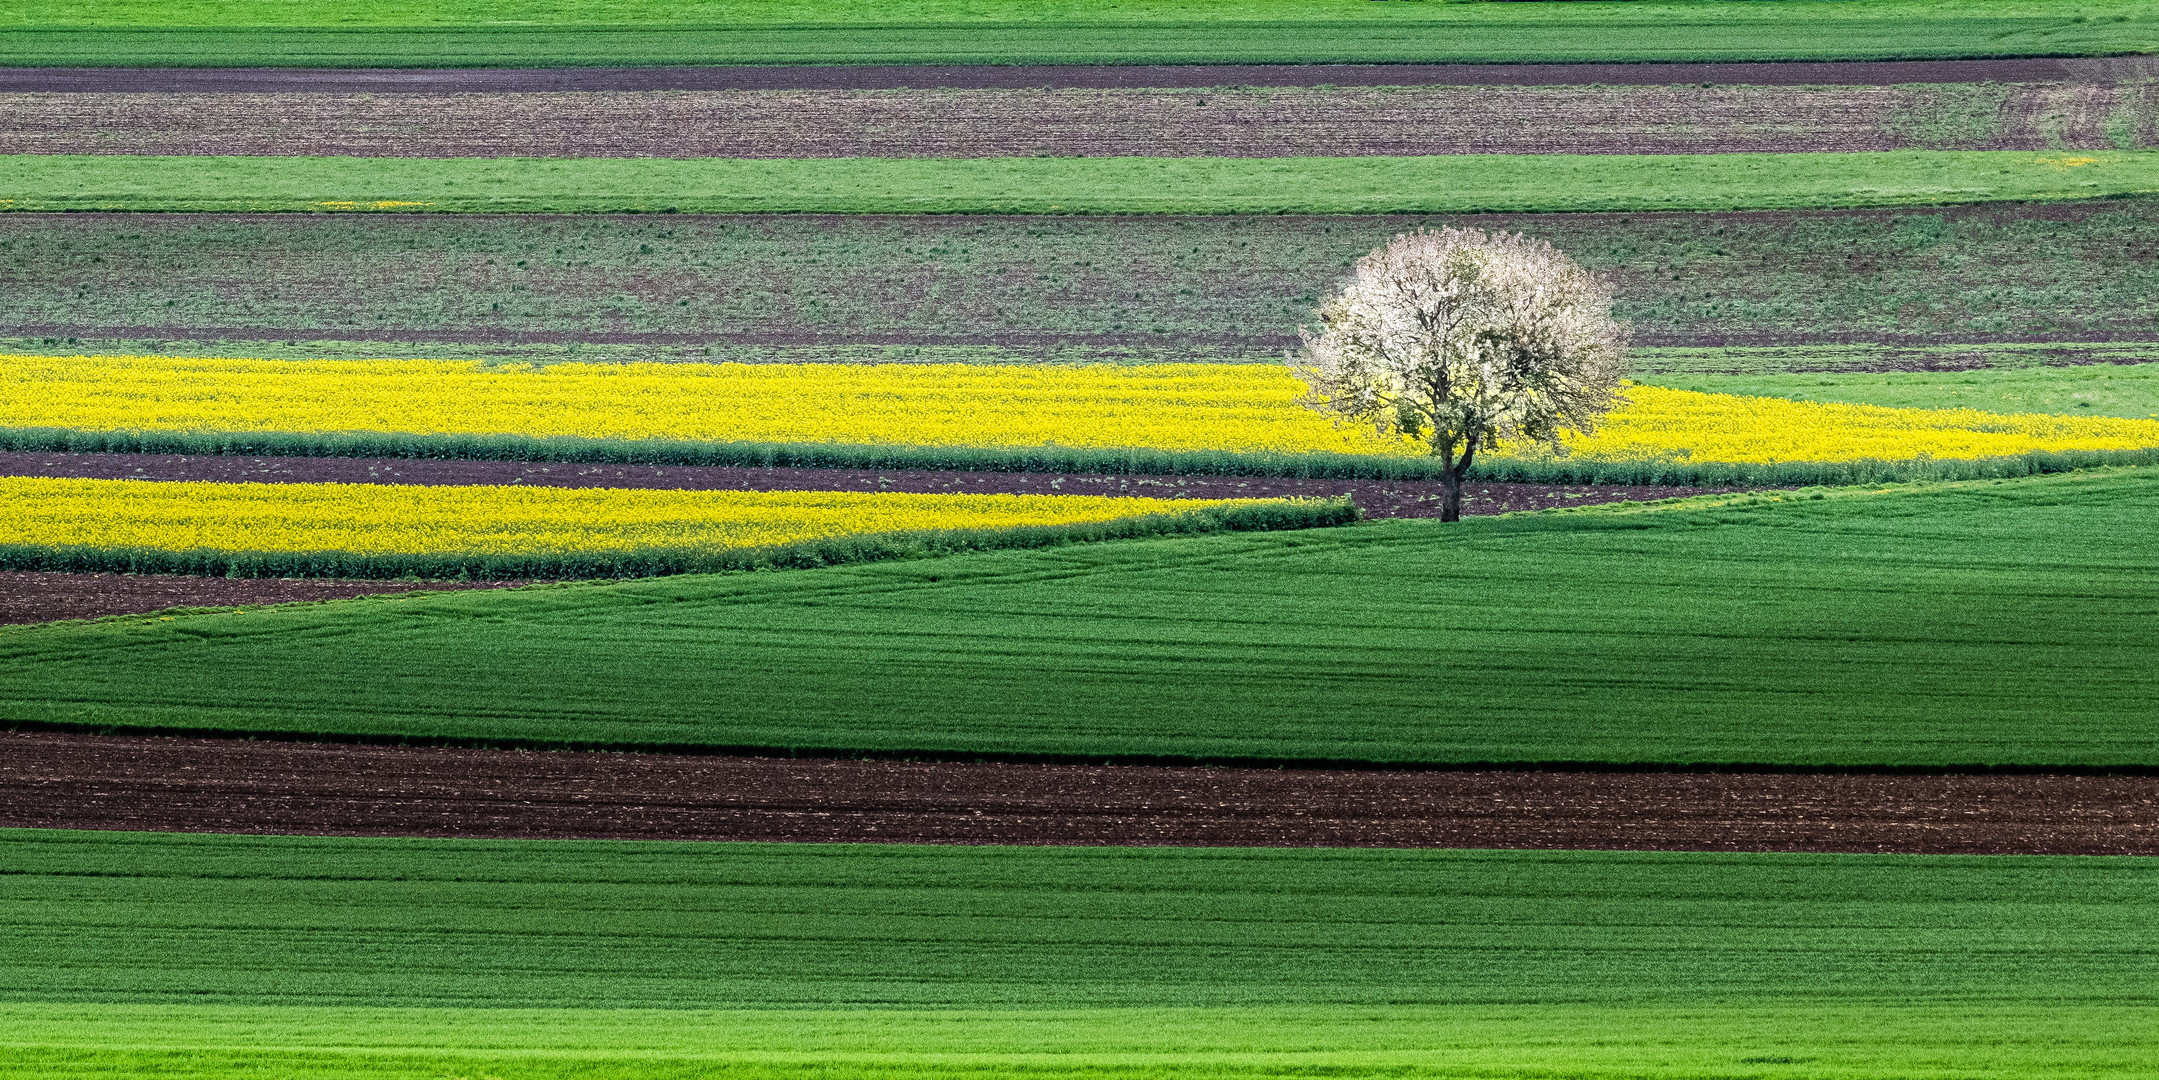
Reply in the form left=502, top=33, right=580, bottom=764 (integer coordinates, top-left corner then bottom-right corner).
left=7, top=354, right=2159, bottom=466
left=0, top=476, right=1258, bottom=557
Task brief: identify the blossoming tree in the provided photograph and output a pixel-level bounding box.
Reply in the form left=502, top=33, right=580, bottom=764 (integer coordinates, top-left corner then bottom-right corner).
left=1291, top=227, right=1628, bottom=522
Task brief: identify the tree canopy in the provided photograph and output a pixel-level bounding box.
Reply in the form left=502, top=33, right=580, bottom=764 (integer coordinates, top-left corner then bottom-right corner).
left=1292, top=227, right=1628, bottom=520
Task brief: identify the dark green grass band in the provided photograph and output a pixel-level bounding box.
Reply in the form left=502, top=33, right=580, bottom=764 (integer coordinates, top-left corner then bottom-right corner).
left=6, top=829, right=2157, bottom=1011
left=0, top=499, right=1357, bottom=582
left=10, top=425, right=2159, bottom=486
left=3, top=152, right=2155, bottom=215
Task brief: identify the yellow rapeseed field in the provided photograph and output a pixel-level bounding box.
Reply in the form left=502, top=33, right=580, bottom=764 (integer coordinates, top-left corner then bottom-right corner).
left=0, top=476, right=1260, bottom=557
left=8, top=353, right=2159, bottom=464
left=0, top=353, right=1385, bottom=455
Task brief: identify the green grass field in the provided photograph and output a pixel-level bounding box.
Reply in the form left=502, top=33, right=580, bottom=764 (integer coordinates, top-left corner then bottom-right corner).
left=1647, top=361, right=2159, bottom=418
left=5, top=152, right=2156, bottom=215
left=27, top=827, right=2155, bottom=1008
left=1, top=828, right=2155, bottom=1078
left=7, top=1004, right=2156, bottom=1080
left=4, top=0, right=2152, bottom=66
left=1631, top=342, right=2159, bottom=377
left=7, top=468, right=2157, bottom=767
left=14, top=0, right=2142, bottom=32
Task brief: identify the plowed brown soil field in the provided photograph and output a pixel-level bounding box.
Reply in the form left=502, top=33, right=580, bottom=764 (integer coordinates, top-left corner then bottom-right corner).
left=11, top=204, right=2154, bottom=353
left=3, top=731, right=2152, bottom=854
left=7, top=83, right=2150, bottom=157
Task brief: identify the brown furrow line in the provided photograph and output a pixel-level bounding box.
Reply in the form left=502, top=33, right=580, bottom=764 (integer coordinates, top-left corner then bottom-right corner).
left=2, top=731, right=2152, bottom=854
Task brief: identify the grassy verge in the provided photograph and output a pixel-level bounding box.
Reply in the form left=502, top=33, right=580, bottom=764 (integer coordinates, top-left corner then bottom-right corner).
left=3, top=340, right=2156, bottom=376
left=4, top=152, right=2157, bottom=215
left=0, top=497, right=1355, bottom=581
left=1630, top=342, right=2159, bottom=377
left=2, top=1, right=2150, bottom=66
left=15, top=0, right=2144, bottom=32
left=1645, top=361, right=2159, bottom=418
left=5, top=469, right=2156, bottom=767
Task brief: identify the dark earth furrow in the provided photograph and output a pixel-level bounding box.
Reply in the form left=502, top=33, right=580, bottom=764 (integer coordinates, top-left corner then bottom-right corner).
left=2, top=731, right=2153, bottom=854
left=8, top=205, right=2155, bottom=354
left=0, top=451, right=1751, bottom=519
left=7, top=83, right=2150, bottom=158
left=6, top=58, right=2156, bottom=92
left=0, top=572, right=516, bottom=626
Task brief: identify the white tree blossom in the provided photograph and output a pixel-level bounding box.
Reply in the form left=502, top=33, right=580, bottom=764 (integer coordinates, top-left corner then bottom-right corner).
left=1290, top=227, right=1628, bottom=521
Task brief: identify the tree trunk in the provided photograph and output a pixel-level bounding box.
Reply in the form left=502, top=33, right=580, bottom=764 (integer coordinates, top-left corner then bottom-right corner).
left=1438, top=442, right=1478, bottom=523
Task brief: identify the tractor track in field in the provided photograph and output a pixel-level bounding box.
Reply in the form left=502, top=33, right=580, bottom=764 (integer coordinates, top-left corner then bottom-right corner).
left=3, top=731, right=2154, bottom=855
left=4, top=58, right=2154, bottom=92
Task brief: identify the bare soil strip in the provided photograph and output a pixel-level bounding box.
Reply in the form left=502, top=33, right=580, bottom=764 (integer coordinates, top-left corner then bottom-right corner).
left=6, top=83, right=2149, bottom=157
left=0, top=451, right=1745, bottom=518
left=3, top=58, right=2150, bottom=93
left=0, top=572, right=515, bottom=626
left=3, top=731, right=2152, bottom=854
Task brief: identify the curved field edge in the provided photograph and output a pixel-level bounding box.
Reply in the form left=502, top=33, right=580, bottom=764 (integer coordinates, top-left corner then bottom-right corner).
left=0, top=498, right=1357, bottom=581
left=3, top=468, right=2153, bottom=769
left=12, top=425, right=2159, bottom=486
left=3, top=1004, right=2156, bottom=1080
left=3, top=152, right=2156, bottom=215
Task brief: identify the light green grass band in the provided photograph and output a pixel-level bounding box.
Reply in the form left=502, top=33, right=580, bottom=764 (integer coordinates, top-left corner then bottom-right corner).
left=3, top=152, right=2155, bottom=215
left=3, top=2, right=2152, bottom=67
left=5, top=1002, right=2158, bottom=1080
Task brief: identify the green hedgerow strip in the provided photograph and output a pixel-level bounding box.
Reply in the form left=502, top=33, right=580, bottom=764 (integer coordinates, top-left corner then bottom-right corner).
left=0, top=498, right=1359, bottom=581
left=6, top=425, right=2159, bottom=486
